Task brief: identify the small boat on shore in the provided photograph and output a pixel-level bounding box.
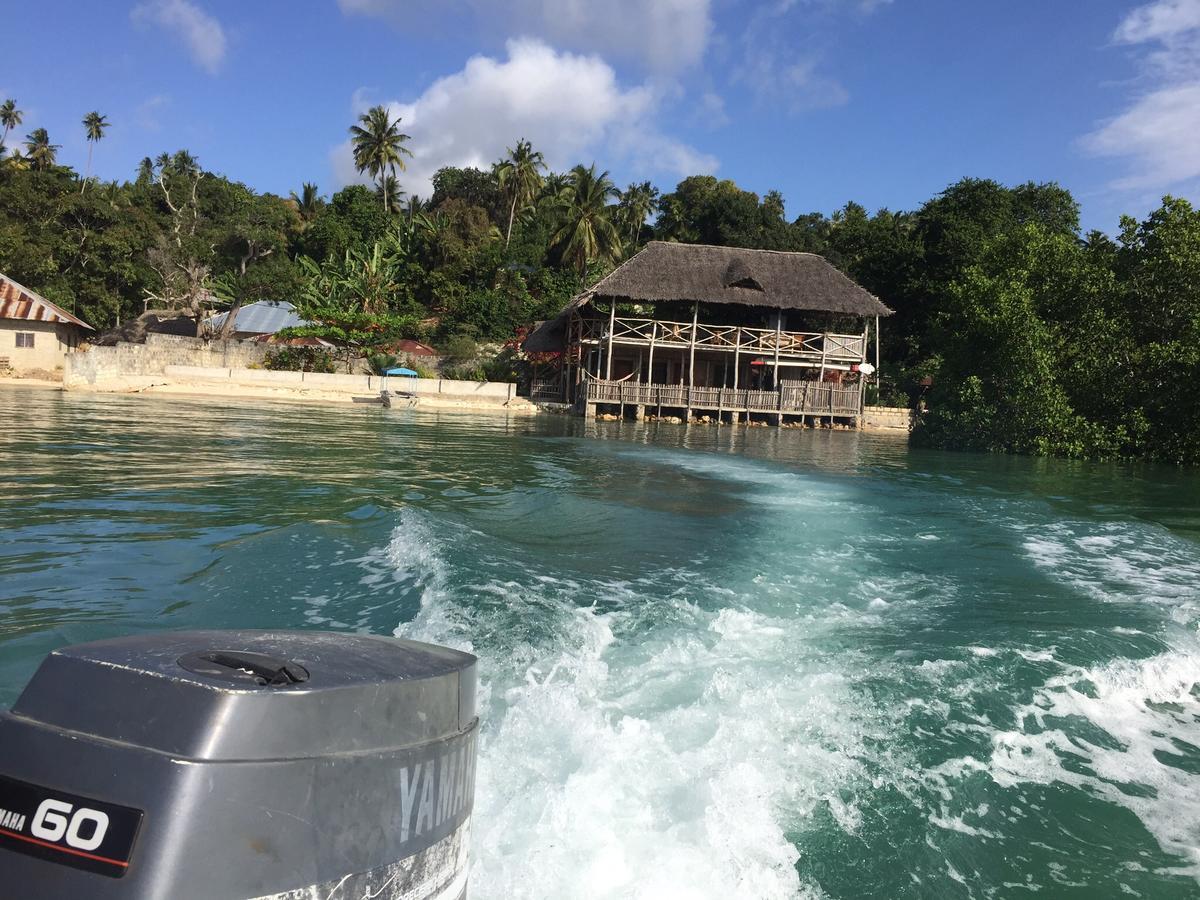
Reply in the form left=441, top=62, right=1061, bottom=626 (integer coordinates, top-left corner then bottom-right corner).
left=354, top=367, right=420, bottom=408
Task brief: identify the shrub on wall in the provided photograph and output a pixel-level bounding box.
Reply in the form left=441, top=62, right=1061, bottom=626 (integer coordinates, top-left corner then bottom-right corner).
left=263, top=346, right=336, bottom=373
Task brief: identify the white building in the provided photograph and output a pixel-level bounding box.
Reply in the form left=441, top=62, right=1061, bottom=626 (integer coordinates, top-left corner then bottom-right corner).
left=0, top=274, right=94, bottom=377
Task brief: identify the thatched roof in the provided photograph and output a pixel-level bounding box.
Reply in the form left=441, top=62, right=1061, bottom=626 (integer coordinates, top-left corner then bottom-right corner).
left=523, top=242, right=891, bottom=352
left=592, top=242, right=891, bottom=314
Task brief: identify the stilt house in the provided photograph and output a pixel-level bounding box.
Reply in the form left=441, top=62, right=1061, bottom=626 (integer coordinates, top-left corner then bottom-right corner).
left=524, top=242, right=892, bottom=425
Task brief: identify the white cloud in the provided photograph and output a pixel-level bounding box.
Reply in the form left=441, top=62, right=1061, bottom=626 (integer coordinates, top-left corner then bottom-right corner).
left=1082, top=0, right=1200, bottom=190
left=1114, top=0, right=1200, bottom=44
left=735, top=52, right=850, bottom=112
left=1084, top=83, right=1200, bottom=190
left=135, top=95, right=170, bottom=131
left=695, top=91, right=731, bottom=128
left=729, top=0, right=890, bottom=113
left=337, top=0, right=712, bottom=73
left=331, top=39, right=717, bottom=198
left=131, top=0, right=227, bottom=74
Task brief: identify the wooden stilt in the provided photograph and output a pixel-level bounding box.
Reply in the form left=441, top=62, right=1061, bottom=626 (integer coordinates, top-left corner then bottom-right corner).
left=733, top=327, right=741, bottom=390
left=605, top=301, right=616, bottom=380
left=686, top=301, right=698, bottom=423
left=772, top=310, right=782, bottom=423
left=647, top=321, right=657, bottom=387
left=874, top=315, right=880, bottom=375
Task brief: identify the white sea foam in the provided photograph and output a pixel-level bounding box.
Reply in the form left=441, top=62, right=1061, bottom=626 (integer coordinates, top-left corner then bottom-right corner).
left=1022, top=521, right=1200, bottom=621
left=383, top=508, right=881, bottom=899
left=1007, top=518, right=1200, bottom=875
left=986, top=645, right=1200, bottom=875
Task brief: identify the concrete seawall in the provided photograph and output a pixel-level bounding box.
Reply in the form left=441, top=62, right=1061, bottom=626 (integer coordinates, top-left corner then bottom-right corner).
left=67, top=333, right=273, bottom=383
left=64, top=338, right=529, bottom=412
left=862, top=406, right=914, bottom=431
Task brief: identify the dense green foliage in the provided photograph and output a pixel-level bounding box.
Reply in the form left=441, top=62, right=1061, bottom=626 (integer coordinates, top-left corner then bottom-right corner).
left=2, top=100, right=1198, bottom=462
left=263, top=346, right=336, bottom=373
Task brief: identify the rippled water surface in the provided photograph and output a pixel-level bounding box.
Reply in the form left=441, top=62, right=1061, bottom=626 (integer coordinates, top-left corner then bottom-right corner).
left=2, top=386, right=1200, bottom=898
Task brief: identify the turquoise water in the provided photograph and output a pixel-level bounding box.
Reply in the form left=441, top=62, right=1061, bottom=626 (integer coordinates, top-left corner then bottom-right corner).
left=2, top=387, right=1200, bottom=898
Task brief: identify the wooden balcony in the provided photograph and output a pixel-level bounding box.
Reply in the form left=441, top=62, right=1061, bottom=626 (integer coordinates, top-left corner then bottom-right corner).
left=575, top=316, right=867, bottom=363
left=585, top=378, right=862, bottom=418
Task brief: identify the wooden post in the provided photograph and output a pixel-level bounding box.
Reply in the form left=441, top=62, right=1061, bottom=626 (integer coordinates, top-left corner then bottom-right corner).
left=686, top=301, right=698, bottom=422
left=605, top=302, right=616, bottom=380
left=561, top=334, right=570, bottom=401
left=770, top=312, right=783, bottom=426
left=733, top=327, right=741, bottom=390
left=874, top=314, right=880, bottom=388
left=860, top=323, right=869, bottom=424
left=772, top=310, right=782, bottom=387
left=647, top=320, right=657, bottom=388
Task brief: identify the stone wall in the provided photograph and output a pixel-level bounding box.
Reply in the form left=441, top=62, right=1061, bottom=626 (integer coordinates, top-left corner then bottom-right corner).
left=863, top=405, right=914, bottom=431
left=63, top=336, right=520, bottom=407
left=66, top=333, right=273, bottom=385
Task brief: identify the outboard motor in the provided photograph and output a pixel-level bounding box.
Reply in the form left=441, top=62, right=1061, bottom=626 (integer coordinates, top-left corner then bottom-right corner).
left=0, top=630, right=478, bottom=899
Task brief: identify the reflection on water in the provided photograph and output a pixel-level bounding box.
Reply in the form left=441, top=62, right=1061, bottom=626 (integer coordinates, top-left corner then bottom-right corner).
left=2, top=386, right=1200, bottom=898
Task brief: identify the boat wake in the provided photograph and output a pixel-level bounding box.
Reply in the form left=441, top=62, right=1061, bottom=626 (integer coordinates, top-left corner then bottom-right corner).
left=385, top=508, right=883, bottom=899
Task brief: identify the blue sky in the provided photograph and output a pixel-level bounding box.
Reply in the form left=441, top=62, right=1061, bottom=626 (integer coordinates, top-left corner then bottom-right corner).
left=6, top=0, right=1200, bottom=232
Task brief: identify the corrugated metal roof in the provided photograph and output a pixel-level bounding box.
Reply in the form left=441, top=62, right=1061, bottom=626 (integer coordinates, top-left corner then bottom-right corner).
left=392, top=339, right=438, bottom=356
left=0, top=274, right=94, bottom=329
left=210, top=300, right=305, bottom=335
left=249, top=334, right=335, bottom=348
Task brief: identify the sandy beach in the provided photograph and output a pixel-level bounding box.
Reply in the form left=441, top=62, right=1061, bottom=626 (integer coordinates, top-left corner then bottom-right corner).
left=3, top=373, right=540, bottom=415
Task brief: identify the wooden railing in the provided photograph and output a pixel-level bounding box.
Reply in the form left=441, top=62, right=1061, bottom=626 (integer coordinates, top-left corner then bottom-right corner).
left=780, top=382, right=861, bottom=415
left=584, top=379, right=862, bottom=417
left=529, top=378, right=566, bottom=402
left=577, top=317, right=866, bottom=362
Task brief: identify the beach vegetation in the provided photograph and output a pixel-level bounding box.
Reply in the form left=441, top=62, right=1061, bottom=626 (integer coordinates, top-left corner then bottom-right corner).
left=263, top=346, right=336, bottom=373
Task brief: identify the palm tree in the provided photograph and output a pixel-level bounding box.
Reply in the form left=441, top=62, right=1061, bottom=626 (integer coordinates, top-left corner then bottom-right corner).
left=550, top=164, right=623, bottom=276
left=290, top=182, right=324, bottom=222
left=170, top=149, right=200, bottom=175
left=617, top=181, right=660, bottom=248
left=376, top=173, right=405, bottom=215
left=81, top=111, right=110, bottom=192
left=404, top=195, right=427, bottom=221
left=24, top=128, right=59, bottom=171
left=541, top=172, right=571, bottom=201
left=349, top=105, right=413, bottom=213
left=494, top=138, right=545, bottom=248
left=136, top=156, right=155, bottom=184
left=0, top=100, right=22, bottom=156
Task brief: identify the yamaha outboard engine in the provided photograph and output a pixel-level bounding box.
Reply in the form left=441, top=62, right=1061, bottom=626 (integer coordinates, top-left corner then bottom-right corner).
left=0, top=630, right=478, bottom=899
